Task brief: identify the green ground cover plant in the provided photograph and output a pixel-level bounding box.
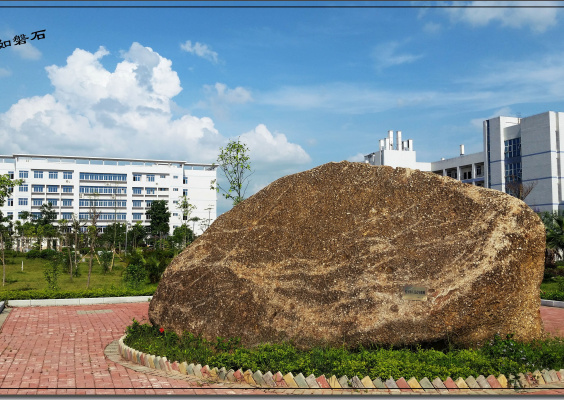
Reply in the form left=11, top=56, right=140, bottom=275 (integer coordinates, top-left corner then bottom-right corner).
left=124, top=320, right=564, bottom=381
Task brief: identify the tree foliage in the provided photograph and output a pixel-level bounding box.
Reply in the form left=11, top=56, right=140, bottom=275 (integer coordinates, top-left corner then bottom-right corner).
left=146, top=200, right=170, bottom=247
left=0, top=173, right=23, bottom=286
left=177, top=196, right=196, bottom=247
left=211, top=139, right=253, bottom=206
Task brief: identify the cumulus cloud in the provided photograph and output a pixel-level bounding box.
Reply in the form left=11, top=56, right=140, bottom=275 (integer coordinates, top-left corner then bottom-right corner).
left=240, top=124, right=311, bottom=165
left=445, top=1, right=559, bottom=33
left=0, top=42, right=310, bottom=172
left=180, top=40, right=219, bottom=63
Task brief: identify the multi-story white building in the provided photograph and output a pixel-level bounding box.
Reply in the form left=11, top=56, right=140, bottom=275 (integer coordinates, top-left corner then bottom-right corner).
left=0, top=154, right=217, bottom=236
left=365, top=111, right=564, bottom=213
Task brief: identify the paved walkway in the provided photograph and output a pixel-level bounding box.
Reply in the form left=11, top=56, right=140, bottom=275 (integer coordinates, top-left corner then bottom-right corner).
left=0, top=303, right=563, bottom=395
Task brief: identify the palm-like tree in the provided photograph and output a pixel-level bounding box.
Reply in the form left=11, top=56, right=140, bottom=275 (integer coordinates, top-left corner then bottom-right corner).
left=540, top=212, right=564, bottom=265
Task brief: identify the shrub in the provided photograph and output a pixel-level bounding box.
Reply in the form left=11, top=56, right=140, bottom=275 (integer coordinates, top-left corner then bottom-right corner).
left=40, top=249, right=59, bottom=260
left=543, top=291, right=564, bottom=301
left=25, top=249, right=41, bottom=259
left=0, top=287, right=155, bottom=302
left=145, top=256, right=167, bottom=284
left=123, top=324, right=564, bottom=381
left=123, top=250, right=147, bottom=289
left=555, top=277, right=564, bottom=292
left=43, top=257, right=61, bottom=291
left=99, top=251, right=113, bottom=274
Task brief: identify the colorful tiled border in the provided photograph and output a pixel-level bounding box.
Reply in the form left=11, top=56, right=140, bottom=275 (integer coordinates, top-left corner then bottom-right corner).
left=117, top=335, right=564, bottom=392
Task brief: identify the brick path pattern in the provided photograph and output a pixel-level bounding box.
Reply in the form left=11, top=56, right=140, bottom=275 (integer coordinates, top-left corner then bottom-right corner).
left=0, top=303, right=564, bottom=395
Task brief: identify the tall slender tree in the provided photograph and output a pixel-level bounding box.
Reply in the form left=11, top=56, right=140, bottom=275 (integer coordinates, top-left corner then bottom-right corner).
left=211, top=138, right=253, bottom=206
left=146, top=200, right=170, bottom=249
left=0, top=174, right=23, bottom=286
left=86, top=194, right=101, bottom=289
left=177, top=196, right=196, bottom=248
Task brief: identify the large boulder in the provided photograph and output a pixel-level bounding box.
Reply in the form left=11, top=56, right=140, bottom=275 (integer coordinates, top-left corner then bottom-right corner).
left=149, top=161, right=545, bottom=349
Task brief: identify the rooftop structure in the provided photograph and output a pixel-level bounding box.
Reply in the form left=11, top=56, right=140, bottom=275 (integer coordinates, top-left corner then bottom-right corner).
left=365, top=111, right=564, bottom=213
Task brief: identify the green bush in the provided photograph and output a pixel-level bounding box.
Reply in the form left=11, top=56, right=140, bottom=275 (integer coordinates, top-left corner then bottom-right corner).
left=43, top=257, right=61, bottom=291
left=123, top=250, right=147, bottom=289
left=542, top=291, right=564, bottom=301
left=99, top=251, right=113, bottom=274
left=145, top=256, right=167, bottom=284
left=123, top=324, right=564, bottom=381
left=40, top=249, right=59, bottom=260
left=0, top=287, right=155, bottom=302
left=554, top=277, right=564, bottom=292
left=25, top=249, right=42, bottom=259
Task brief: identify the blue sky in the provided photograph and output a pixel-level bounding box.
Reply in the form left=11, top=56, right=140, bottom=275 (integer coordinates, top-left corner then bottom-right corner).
left=1, top=1, right=564, bottom=215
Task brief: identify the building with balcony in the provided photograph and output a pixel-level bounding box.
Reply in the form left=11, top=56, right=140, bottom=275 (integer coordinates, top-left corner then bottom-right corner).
left=0, top=154, right=217, bottom=236
left=364, top=111, right=564, bottom=213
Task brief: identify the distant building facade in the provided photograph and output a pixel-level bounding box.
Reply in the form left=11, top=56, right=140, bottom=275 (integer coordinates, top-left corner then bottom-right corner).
left=0, top=154, right=217, bottom=237
left=365, top=111, right=564, bottom=213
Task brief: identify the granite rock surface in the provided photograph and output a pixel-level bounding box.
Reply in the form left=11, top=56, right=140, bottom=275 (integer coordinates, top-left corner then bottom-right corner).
left=149, top=161, right=545, bottom=348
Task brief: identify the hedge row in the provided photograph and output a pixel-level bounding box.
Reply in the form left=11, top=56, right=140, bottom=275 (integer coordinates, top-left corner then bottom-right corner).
left=541, top=291, right=564, bottom=301
left=0, top=287, right=156, bottom=302
left=123, top=321, right=564, bottom=381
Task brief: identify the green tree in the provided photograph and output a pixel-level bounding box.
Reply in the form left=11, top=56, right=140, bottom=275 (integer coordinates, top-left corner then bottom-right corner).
left=189, top=216, right=201, bottom=237
left=0, top=174, right=23, bottom=286
left=70, top=214, right=84, bottom=278
left=541, top=211, right=564, bottom=266
left=39, top=202, right=57, bottom=249
left=58, top=218, right=74, bottom=281
left=146, top=200, right=170, bottom=249
left=211, top=138, right=253, bottom=206
left=170, top=225, right=194, bottom=253
left=177, top=196, right=196, bottom=248
left=123, top=249, right=147, bottom=289
left=100, top=222, right=126, bottom=271
left=86, top=194, right=101, bottom=289
left=129, top=221, right=146, bottom=250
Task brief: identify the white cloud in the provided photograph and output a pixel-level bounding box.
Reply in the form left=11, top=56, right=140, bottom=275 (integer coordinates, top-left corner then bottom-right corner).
left=180, top=40, right=219, bottom=63
left=423, top=22, right=442, bottom=34
left=445, top=1, right=560, bottom=33
left=0, top=43, right=221, bottom=162
left=239, top=124, right=311, bottom=165
left=210, top=83, right=252, bottom=104
left=198, top=82, right=253, bottom=119
left=0, top=67, right=11, bottom=77
left=372, top=40, right=423, bottom=71
left=12, top=43, right=42, bottom=60
left=346, top=152, right=366, bottom=162
left=0, top=42, right=311, bottom=214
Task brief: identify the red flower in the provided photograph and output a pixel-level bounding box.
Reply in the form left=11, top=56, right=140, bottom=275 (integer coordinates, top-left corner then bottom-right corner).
left=159, top=327, right=164, bottom=333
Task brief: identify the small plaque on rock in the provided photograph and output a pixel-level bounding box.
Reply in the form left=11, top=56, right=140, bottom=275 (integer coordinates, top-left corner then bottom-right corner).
left=402, top=286, right=427, bottom=301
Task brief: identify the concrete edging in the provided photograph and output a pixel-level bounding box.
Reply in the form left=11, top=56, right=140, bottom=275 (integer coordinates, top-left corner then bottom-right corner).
left=6, top=296, right=152, bottom=307
left=541, top=299, right=564, bottom=308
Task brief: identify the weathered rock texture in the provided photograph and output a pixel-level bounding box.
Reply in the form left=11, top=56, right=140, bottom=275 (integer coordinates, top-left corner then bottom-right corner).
left=149, top=161, right=545, bottom=348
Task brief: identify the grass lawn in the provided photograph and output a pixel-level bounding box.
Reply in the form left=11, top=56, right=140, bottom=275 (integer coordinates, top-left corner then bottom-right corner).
left=0, top=254, right=156, bottom=293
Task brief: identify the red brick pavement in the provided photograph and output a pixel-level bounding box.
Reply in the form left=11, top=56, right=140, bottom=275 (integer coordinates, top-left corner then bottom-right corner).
left=0, top=303, right=563, bottom=395
left=540, top=306, right=564, bottom=337
left=0, top=303, right=268, bottom=395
